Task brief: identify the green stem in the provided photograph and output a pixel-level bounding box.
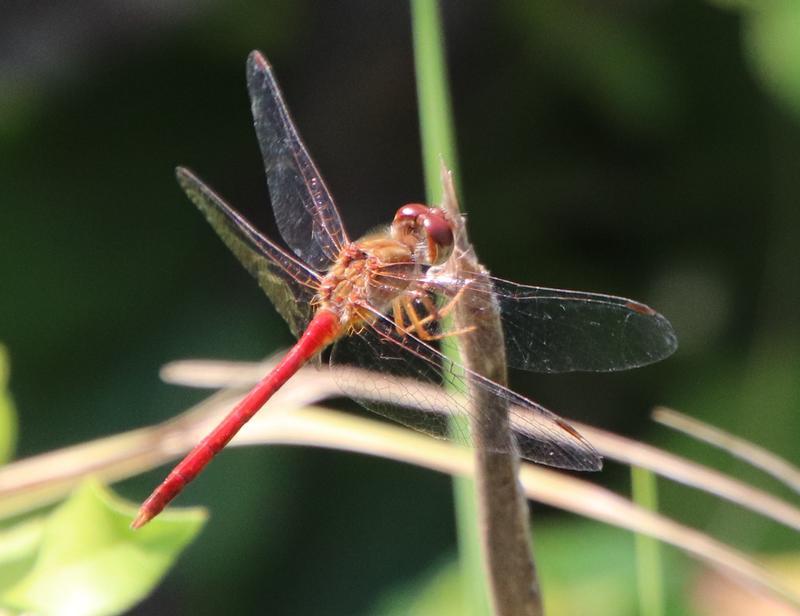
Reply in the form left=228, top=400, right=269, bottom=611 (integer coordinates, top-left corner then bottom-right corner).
left=411, top=0, right=460, bottom=196
left=410, top=2, right=489, bottom=614
left=632, top=466, right=665, bottom=616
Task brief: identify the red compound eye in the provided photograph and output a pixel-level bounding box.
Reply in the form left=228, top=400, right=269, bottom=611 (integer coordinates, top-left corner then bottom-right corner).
left=392, top=203, right=454, bottom=264
left=394, top=203, right=429, bottom=223
left=422, top=209, right=454, bottom=253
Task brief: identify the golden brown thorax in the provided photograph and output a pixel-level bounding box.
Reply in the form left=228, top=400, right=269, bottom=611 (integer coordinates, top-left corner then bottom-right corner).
left=316, top=235, right=417, bottom=333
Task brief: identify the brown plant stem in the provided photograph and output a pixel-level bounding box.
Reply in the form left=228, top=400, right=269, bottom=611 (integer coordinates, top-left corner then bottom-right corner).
left=440, top=166, right=541, bottom=616
left=2, top=388, right=799, bottom=607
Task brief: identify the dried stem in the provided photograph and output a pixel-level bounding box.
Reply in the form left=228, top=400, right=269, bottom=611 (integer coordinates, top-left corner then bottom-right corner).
left=652, top=406, right=800, bottom=493
left=161, top=359, right=800, bottom=533
left=2, top=375, right=800, bottom=608
left=440, top=166, right=541, bottom=616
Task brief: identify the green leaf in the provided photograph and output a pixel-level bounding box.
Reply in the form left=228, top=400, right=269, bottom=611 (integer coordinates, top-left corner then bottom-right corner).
left=0, top=479, right=206, bottom=616
left=0, top=344, right=18, bottom=464
left=744, top=1, right=800, bottom=121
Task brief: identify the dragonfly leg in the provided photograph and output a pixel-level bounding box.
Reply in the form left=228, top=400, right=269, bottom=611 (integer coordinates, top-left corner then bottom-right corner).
left=392, top=299, right=408, bottom=335
left=401, top=297, right=431, bottom=338
left=418, top=293, right=441, bottom=323
left=399, top=293, right=476, bottom=341
left=421, top=283, right=473, bottom=326
left=399, top=283, right=472, bottom=331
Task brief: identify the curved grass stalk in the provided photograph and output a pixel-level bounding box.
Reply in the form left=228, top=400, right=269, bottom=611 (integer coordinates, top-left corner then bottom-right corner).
left=1, top=376, right=798, bottom=609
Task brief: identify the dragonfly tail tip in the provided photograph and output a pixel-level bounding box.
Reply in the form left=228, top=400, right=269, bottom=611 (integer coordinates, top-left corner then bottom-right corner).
left=130, top=509, right=152, bottom=530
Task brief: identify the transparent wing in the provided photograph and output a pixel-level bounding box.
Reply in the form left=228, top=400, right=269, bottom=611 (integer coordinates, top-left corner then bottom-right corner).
left=176, top=167, right=319, bottom=338
left=420, top=269, right=678, bottom=373
left=330, top=310, right=601, bottom=471
left=246, top=51, right=348, bottom=271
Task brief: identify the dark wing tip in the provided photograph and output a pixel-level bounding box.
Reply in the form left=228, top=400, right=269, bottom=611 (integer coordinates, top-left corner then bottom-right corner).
left=625, top=300, right=656, bottom=316
left=174, top=166, right=200, bottom=195
left=246, top=51, right=276, bottom=111
left=553, top=419, right=603, bottom=471
left=587, top=455, right=604, bottom=472
left=560, top=422, right=604, bottom=472
left=540, top=447, right=603, bottom=472
left=517, top=416, right=604, bottom=472
left=246, top=50, right=270, bottom=78
left=622, top=299, right=678, bottom=365
left=651, top=310, right=679, bottom=361
left=568, top=448, right=603, bottom=472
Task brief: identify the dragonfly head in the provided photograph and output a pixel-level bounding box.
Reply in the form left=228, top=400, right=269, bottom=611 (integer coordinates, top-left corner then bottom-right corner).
left=392, top=203, right=454, bottom=266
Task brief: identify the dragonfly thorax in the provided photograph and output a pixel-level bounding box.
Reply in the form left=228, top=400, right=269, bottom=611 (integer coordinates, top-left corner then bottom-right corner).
left=316, top=238, right=418, bottom=331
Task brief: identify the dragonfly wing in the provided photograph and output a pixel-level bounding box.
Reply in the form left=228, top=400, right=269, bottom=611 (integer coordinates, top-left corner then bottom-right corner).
left=330, top=312, right=601, bottom=471
left=176, top=167, right=318, bottom=338
left=491, top=278, right=677, bottom=373
left=423, top=271, right=677, bottom=373
left=247, top=51, right=348, bottom=271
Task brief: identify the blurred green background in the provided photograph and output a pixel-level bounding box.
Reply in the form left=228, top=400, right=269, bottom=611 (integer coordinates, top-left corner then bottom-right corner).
left=1, top=1, right=799, bottom=614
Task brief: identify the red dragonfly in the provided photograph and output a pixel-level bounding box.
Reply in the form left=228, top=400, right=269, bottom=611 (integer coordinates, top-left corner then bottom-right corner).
left=132, top=51, right=677, bottom=528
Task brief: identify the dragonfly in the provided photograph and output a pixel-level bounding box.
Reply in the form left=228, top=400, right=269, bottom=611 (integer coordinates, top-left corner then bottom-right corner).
left=132, top=51, right=677, bottom=529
